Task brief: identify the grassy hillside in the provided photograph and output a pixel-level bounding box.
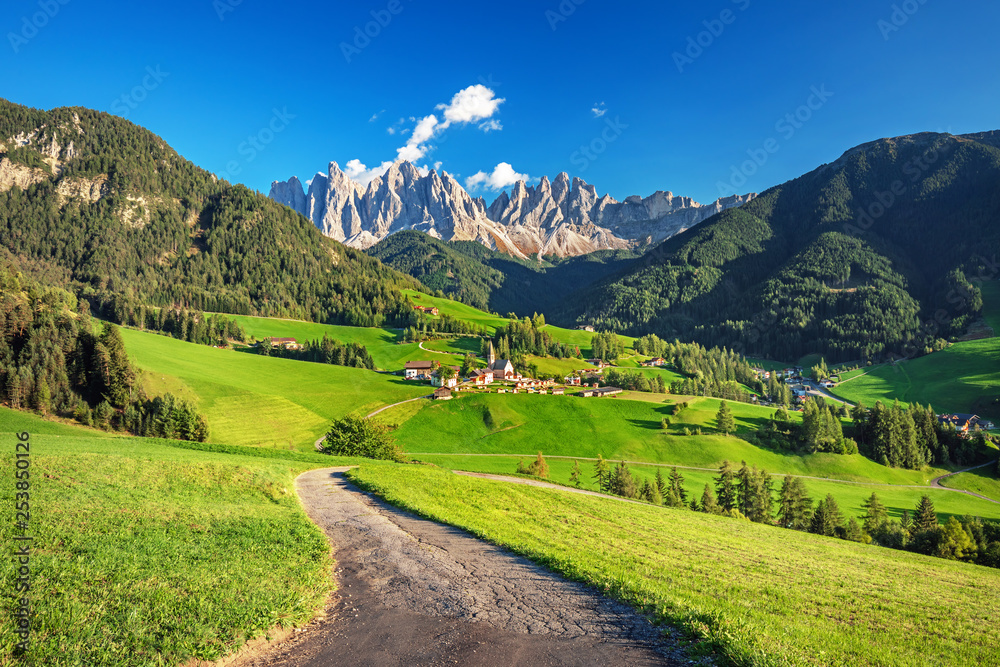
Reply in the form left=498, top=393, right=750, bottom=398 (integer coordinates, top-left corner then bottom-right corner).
left=0, top=408, right=339, bottom=665
left=831, top=281, right=1000, bottom=418
left=349, top=463, right=1000, bottom=667
left=121, top=328, right=427, bottom=449
left=220, top=314, right=462, bottom=370
left=403, top=289, right=636, bottom=355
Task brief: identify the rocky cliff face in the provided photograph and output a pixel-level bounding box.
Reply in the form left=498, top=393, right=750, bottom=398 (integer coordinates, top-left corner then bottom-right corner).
left=270, top=160, right=754, bottom=257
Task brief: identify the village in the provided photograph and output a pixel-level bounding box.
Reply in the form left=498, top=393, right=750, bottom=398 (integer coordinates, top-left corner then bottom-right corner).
left=401, top=340, right=624, bottom=402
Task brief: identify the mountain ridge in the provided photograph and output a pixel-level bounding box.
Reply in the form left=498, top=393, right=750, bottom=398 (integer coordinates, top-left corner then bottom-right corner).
left=270, top=161, right=754, bottom=258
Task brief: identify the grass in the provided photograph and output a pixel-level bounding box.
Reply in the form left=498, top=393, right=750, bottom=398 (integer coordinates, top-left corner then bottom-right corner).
left=0, top=407, right=339, bottom=665
left=220, top=314, right=461, bottom=370
left=348, top=463, right=1000, bottom=667
left=121, top=327, right=428, bottom=450
left=831, top=280, right=1000, bottom=418
left=941, top=464, right=1000, bottom=501
left=402, top=289, right=637, bottom=355
left=830, top=338, right=1000, bottom=418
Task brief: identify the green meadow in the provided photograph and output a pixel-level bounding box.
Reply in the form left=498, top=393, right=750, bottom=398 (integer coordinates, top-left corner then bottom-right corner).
left=221, top=314, right=461, bottom=370
left=402, top=289, right=637, bottom=354
left=121, top=327, right=427, bottom=450
left=349, top=463, right=1000, bottom=667
left=0, top=408, right=343, bottom=666
left=831, top=281, right=1000, bottom=418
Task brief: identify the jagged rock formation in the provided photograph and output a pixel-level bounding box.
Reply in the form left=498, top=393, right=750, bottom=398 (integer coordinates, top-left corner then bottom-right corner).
left=270, top=160, right=754, bottom=258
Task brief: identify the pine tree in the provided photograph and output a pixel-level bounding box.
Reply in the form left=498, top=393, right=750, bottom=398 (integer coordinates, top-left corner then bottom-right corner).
left=668, top=467, right=687, bottom=504
left=778, top=475, right=812, bottom=530
left=569, top=460, right=582, bottom=488
left=715, top=460, right=737, bottom=511
left=913, top=495, right=938, bottom=532
left=700, top=484, right=720, bottom=514
left=844, top=517, right=866, bottom=543
left=526, top=451, right=549, bottom=478
left=716, top=400, right=735, bottom=435
left=593, top=454, right=609, bottom=493
left=609, top=461, right=637, bottom=499
left=861, top=492, right=889, bottom=535
left=655, top=468, right=668, bottom=499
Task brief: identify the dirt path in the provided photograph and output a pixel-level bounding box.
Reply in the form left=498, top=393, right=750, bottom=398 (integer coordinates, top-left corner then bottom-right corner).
left=418, top=340, right=465, bottom=356
left=929, top=461, right=999, bottom=503
left=240, top=468, right=691, bottom=667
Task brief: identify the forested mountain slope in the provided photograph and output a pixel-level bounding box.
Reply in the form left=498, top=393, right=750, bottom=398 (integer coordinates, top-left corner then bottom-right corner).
left=0, top=99, right=420, bottom=326
left=562, top=132, right=1000, bottom=362
left=367, top=230, right=640, bottom=316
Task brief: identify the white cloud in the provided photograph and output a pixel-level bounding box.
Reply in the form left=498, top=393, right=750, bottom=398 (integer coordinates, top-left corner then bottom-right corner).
left=344, top=159, right=395, bottom=186
left=344, top=84, right=508, bottom=187
left=591, top=102, right=607, bottom=118
left=465, top=162, right=530, bottom=191
left=368, top=109, right=385, bottom=122
left=478, top=119, right=503, bottom=132
left=436, top=84, right=506, bottom=128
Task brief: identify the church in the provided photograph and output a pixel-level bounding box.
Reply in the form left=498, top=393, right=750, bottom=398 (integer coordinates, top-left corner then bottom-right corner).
left=485, top=341, right=519, bottom=381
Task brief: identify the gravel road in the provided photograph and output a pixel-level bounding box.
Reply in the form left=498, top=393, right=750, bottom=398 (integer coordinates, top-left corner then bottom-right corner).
left=238, top=467, right=696, bottom=666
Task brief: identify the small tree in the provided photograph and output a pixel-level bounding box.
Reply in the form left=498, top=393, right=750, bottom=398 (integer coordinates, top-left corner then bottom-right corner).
left=322, top=415, right=404, bottom=462
left=609, top=461, right=637, bottom=498
left=861, top=492, right=889, bottom=535
left=660, top=417, right=670, bottom=430
left=716, top=401, right=735, bottom=435
left=913, top=495, right=938, bottom=532
left=700, top=484, right=720, bottom=514
left=526, top=451, right=549, bottom=478
left=569, top=460, right=583, bottom=488
left=593, top=454, right=610, bottom=493
left=715, top=460, right=737, bottom=511
left=461, top=353, right=476, bottom=376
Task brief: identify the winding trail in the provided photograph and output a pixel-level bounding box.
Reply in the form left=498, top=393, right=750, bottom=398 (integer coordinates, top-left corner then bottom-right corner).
left=417, top=340, right=466, bottom=356
left=412, top=452, right=1000, bottom=504
left=240, top=467, right=692, bottom=666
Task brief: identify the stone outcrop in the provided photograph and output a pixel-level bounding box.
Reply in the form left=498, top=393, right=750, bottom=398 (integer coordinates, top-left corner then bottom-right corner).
left=270, top=160, right=754, bottom=257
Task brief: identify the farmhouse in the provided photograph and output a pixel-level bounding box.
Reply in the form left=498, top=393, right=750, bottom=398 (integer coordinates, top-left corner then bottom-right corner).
left=576, top=324, right=596, bottom=332
left=586, top=358, right=610, bottom=369
left=594, top=386, right=623, bottom=397
left=268, top=337, right=300, bottom=350
left=404, top=360, right=434, bottom=380
left=641, top=357, right=666, bottom=367
left=431, top=369, right=459, bottom=389
left=433, top=387, right=453, bottom=400
left=938, top=413, right=994, bottom=434
left=551, top=387, right=565, bottom=395
left=577, top=388, right=597, bottom=397
left=470, top=369, right=494, bottom=385
left=413, top=305, right=439, bottom=316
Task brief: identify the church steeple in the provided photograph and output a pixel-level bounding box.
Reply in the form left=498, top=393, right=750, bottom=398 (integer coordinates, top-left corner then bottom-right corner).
left=487, top=340, right=496, bottom=366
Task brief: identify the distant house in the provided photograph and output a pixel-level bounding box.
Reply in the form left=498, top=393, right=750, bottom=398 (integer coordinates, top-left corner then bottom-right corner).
left=938, top=413, right=993, bottom=434
left=586, top=358, right=609, bottom=369
left=577, top=388, right=597, bottom=397
left=404, top=360, right=434, bottom=380
left=432, top=374, right=458, bottom=389
left=269, top=337, right=300, bottom=350
left=640, top=357, right=666, bottom=368
left=576, top=325, right=596, bottom=332
left=470, top=369, right=494, bottom=385
left=564, top=376, right=582, bottom=386
left=594, top=386, right=623, bottom=397
left=551, top=387, right=565, bottom=395
left=413, top=305, right=439, bottom=316
left=433, top=387, right=453, bottom=401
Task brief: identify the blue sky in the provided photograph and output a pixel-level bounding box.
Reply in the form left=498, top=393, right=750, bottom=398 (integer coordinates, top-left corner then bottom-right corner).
left=3, top=0, right=999, bottom=203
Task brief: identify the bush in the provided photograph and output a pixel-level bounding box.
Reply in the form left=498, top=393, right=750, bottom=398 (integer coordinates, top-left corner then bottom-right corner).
left=321, top=416, right=405, bottom=462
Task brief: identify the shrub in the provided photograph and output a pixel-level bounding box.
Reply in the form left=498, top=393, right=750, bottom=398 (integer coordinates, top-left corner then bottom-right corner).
left=321, top=415, right=404, bottom=462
